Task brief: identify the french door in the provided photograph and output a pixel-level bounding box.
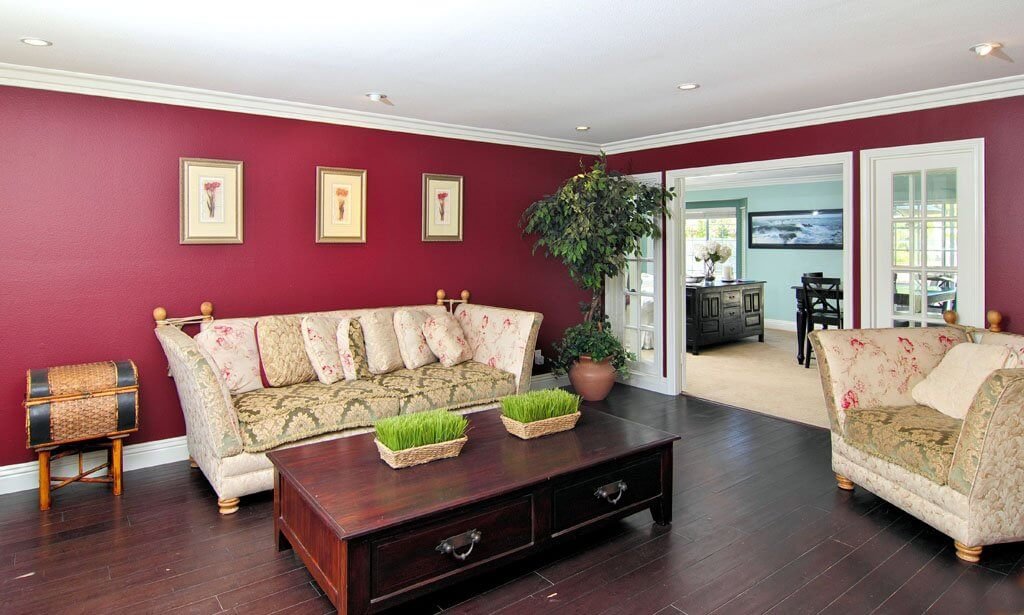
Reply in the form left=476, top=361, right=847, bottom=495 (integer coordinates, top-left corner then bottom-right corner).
left=605, top=172, right=667, bottom=392
left=861, top=140, right=984, bottom=328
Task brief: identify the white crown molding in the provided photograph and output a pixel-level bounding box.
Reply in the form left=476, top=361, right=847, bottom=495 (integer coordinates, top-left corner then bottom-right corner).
left=687, top=172, right=843, bottom=191
left=602, top=74, right=1024, bottom=155
left=0, top=63, right=601, bottom=155
left=0, top=436, right=188, bottom=495
left=2, top=63, right=1021, bottom=159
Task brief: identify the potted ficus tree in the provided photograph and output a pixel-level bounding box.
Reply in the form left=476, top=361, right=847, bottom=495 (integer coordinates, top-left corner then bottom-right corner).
left=521, top=154, right=673, bottom=401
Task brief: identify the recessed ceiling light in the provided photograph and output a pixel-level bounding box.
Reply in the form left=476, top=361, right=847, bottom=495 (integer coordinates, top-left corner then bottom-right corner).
left=364, top=92, right=394, bottom=106
left=575, top=125, right=590, bottom=131
left=677, top=83, right=700, bottom=91
left=969, top=42, right=1002, bottom=56
left=19, top=37, right=52, bottom=47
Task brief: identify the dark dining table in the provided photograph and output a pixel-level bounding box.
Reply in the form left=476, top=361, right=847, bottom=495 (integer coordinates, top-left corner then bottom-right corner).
left=791, top=284, right=957, bottom=363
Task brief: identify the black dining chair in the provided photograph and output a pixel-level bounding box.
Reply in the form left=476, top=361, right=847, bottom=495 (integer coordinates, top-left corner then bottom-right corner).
left=802, top=276, right=842, bottom=368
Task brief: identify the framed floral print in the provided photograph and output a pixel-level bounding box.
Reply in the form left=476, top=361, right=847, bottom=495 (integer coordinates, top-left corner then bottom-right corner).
left=180, top=158, right=244, bottom=244
left=317, top=166, right=367, bottom=243
left=422, top=173, right=463, bottom=242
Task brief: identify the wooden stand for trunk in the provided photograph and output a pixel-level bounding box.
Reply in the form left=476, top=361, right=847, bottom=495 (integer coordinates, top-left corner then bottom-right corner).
left=37, top=436, right=125, bottom=511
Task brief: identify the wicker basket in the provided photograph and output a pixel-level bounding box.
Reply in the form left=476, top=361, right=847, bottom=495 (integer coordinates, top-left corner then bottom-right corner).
left=374, top=436, right=468, bottom=469
left=501, top=411, right=581, bottom=440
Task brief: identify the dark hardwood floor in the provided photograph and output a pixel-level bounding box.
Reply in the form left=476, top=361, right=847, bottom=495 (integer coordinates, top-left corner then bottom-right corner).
left=1, top=386, right=1021, bottom=614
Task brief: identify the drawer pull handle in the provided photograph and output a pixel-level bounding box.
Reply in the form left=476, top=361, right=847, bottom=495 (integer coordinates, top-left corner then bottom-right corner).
left=436, top=529, right=482, bottom=561
left=594, top=480, right=628, bottom=505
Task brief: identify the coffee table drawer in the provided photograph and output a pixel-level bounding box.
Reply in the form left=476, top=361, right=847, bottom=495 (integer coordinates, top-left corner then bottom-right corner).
left=553, top=455, right=662, bottom=532
left=370, top=496, right=534, bottom=598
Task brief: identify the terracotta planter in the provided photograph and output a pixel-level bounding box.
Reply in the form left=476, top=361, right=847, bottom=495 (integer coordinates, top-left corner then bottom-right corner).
left=568, top=355, right=616, bottom=401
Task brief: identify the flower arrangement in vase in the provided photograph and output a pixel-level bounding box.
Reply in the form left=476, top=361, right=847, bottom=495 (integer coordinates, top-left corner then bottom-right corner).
left=694, top=241, right=733, bottom=281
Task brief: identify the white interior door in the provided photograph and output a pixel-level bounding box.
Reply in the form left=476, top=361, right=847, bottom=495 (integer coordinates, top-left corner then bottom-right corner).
left=605, top=172, right=668, bottom=393
left=862, top=140, right=984, bottom=327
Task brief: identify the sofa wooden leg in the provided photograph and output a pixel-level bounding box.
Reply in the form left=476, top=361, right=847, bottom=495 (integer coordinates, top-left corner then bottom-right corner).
left=189, top=457, right=199, bottom=469
left=835, top=473, right=855, bottom=491
left=218, top=497, right=240, bottom=515
left=954, top=541, right=982, bottom=563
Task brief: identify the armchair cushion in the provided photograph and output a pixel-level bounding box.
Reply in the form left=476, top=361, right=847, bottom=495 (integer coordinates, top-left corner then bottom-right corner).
left=844, top=405, right=962, bottom=485
left=911, top=343, right=1015, bottom=419
left=810, top=326, right=968, bottom=432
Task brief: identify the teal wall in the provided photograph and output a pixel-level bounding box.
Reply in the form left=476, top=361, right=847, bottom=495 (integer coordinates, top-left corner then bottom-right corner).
left=686, top=181, right=844, bottom=323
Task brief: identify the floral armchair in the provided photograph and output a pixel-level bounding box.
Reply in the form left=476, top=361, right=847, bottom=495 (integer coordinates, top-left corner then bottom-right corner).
left=810, top=320, right=1024, bottom=563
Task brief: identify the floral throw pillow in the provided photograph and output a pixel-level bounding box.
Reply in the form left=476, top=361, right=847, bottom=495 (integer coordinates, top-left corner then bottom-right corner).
left=194, top=324, right=263, bottom=394
left=422, top=314, right=473, bottom=367
left=300, top=315, right=345, bottom=385
left=394, top=309, right=438, bottom=369
left=336, top=318, right=373, bottom=380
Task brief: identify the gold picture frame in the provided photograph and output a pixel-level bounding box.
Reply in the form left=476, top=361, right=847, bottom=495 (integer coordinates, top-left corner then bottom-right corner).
left=180, top=158, right=244, bottom=244
left=422, top=173, right=463, bottom=242
left=317, top=166, right=367, bottom=243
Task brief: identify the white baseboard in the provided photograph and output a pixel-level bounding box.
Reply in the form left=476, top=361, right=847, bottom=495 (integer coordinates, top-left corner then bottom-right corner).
left=765, top=319, right=798, bottom=332
left=0, top=436, right=189, bottom=496
left=530, top=372, right=569, bottom=390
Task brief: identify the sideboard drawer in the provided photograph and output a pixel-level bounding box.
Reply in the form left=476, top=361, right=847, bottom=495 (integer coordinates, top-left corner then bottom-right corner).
left=722, top=290, right=742, bottom=306
left=370, top=496, right=534, bottom=598
left=553, top=455, right=662, bottom=533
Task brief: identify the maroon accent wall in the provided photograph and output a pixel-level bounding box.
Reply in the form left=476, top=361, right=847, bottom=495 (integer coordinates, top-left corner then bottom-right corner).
left=0, top=86, right=589, bottom=466
left=609, top=95, right=1024, bottom=334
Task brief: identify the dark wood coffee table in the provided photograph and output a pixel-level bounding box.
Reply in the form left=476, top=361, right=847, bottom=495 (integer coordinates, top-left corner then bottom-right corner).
left=267, top=408, right=679, bottom=614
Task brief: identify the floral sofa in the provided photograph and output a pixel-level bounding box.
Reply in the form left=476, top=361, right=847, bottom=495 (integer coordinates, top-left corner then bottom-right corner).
left=810, top=324, right=1024, bottom=562
left=155, top=302, right=541, bottom=514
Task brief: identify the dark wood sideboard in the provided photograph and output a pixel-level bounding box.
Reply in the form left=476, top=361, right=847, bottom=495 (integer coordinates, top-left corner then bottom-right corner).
left=686, top=280, right=765, bottom=354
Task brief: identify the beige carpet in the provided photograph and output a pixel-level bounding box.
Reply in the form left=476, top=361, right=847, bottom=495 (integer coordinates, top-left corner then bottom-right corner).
left=683, top=328, right=830, bottom=428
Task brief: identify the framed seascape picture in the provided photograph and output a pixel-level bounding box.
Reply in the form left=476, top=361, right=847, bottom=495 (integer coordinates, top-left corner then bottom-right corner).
left=748, top=209, right=843, bottom=249
left=179, top=158, right=243, bottom=244
left=422, top=173, right=463, bottom=242
left=316, top=166, right=367, bottom=243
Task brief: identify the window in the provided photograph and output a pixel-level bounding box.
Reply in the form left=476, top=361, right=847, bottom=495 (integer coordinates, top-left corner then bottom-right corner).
left=684, top=204, right=742, bottom=277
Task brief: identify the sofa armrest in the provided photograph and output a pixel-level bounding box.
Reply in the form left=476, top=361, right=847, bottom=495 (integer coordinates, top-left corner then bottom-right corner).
left=154, top=326, right=244, bottom=461
left=809, top=326, right=967, bottom=434
left=948, top=369, right=1024, bottom=497
left=454, top=304, right=543, bottom=393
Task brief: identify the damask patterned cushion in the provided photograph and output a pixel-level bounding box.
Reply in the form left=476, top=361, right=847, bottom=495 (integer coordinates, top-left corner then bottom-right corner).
left=422, top=314, right=473, bottom=367
left=256, top=315, right=317, bottom=387
left=843, top=405, right=962, bottom=485
left=300, top=315, right=345, bottom=385
left=358, top=311, right=405, bottom=374
left=912, top=343, right=1015, bottom=419
left=232, top=379, right=400, bottom=452
left=337, top=318, right=372, bottom=380
left=371, top=361, right=516, bottom=414
left=194, top=323, right=263, bottom=394
left=394, top=309, right=438, bottom=369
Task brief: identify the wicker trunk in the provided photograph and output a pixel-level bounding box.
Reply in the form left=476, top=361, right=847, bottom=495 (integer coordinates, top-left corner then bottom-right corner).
left=25, top=360, right=139, bottom=448
left=24, top=360, right=139, bottom=510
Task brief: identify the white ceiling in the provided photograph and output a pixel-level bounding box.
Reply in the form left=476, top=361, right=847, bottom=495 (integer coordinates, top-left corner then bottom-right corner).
left=0, top=1, right=1021, bottom=145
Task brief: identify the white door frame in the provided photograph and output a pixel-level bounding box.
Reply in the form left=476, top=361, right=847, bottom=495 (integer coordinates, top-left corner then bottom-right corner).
left=665, top=152, right=855, bottom=393
left=859, top=138, right=985, bottom=328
